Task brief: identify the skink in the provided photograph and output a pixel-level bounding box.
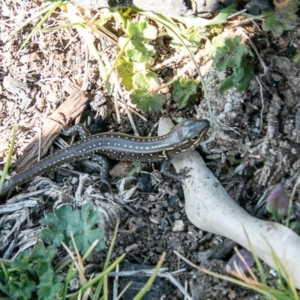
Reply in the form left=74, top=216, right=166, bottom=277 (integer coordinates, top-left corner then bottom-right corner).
left=1, top=119, right=209, bottom=196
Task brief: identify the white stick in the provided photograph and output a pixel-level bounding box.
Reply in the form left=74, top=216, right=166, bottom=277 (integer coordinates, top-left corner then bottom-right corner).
left=158, top=116, right=300, bottom=288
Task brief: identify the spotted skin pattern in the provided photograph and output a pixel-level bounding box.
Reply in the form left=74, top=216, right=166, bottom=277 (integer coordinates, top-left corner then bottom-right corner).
left=1, top=119, right=209, bottom=196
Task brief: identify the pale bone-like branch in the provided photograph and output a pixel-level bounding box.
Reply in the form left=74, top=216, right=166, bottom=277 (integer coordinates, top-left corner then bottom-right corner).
left=158, top=116, right=300, bottom=289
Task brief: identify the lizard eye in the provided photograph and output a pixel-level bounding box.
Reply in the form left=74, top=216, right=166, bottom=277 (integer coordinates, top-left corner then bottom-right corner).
left=191, top=136, right=200, bottom=142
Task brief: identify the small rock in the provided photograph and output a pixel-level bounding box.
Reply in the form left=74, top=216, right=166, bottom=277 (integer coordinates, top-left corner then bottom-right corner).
left=151, top=169, right=163, bottom=183
left=197, top=250, right=212, bottom=263
left=149, top=216, right=160, bottom=224
left=137, top=174, right=153, bottom=192
left=228, top=290, right=236, bottom=300
left=173, top=212, right=181, bottom=220
left=148, top=194, right=156, bottom=202
left=274, top=56, right=292, bottom=74
left=71, top=177, right=78, bottom=184
left=109, top=161, right=132, bottom=178
left=125, top=243, right=139, bottom=252
left=160, top=218, right=169, bottom=228
left=226, top=248, right=254, bottom=273
left=168, top=237, right=182, bottom=250
left=172, top=220, right=184, bottom=232
left=172, top=182, right=184, bottom=199
left=168, top=195, right=180, bottom=208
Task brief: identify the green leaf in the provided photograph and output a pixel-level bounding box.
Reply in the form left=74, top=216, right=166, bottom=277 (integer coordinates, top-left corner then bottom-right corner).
left=262, top=12, right=284, bottom=36
left=213, top=35, right=253, bottom=92
left=67, top=204, right=105, bottom=253
left=132, top=72, right=160, bottom=90
left=40, top=204, right=105, bottom=254
left=262, top=11, right=277, bottom=30
left=130, top=89, right=164, bottom=112
left=218, top=75, right=235, bottom=92
left=132, top=72, right=149, bottom=90
left=235, top=64, right=253, bottom=92
left=117, top=60, right=134, bottom=90
left=125, top=41, right=155, bottom=64
left=2, top=273, right=36, bottom=299
left=126, top=20, right=157, bottom=41
left=218, top=64, right=253, bottom=92
left=120, top=20, right=157, bottom=66
left=224, top=37, right=235, bottom=51
left=173, top=78, right=197, bottom=108
left=209, top=5, right=233, bottom=24
left=10, top=249, right=32, bottom=270
left=40, top=205, right=72, bottom=247
left=0, top=243, right=63, bottom=299
left=279, top=12, right=297, bottom=30
left=31, top=244, right=57, bottom=277
left=130, top=73, right=164, bottom=111
left=232, top=42, right=248, bottom=67
left=262, top=0, right=299, bottom=37
left=0, top=251, right=36, bottom=298
left=185, top=26, right=205, bottom=45
left=214, top=36, right=249, bottom=70
left=37, top=270, right=63, bottom=300
left=231, top=66, right=245, bottom=84
left=215, top=47, right=230, bottom=71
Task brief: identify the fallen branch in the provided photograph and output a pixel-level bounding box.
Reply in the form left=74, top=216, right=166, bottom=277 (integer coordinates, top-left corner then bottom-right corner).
left=158, top=116, right=300, bottom=289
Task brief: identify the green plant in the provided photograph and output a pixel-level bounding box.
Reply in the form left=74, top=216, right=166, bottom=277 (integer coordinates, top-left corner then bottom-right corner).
left=262, top=0, right=299, bottom=37
left=0, top=206, right=124, bottom=299
left=114, top=7, right=236, bottom=113
left=172, top=77, right=197, bottom=108
left=0, top=244, right=63, bottom=299
left=115, top=16, right=201, bottom=112
left=0, top=204, right=106, bottom=299
left=0, top=124, right=17, bottom=195
left=114, top=14, right=205, bottom=112
left=40, top=204, right=105, bottom=254
left=110, top=17, right=163, bottom=112
left=126, top=160, right=142, bottom=180
left=7, top=2, right=239, bottom=114
left=136, top=8, right=233, bottom=114
left=0, top=206, right=164, bottom=299
left=212, top=35, right=254, bottom=92
left=292, top=53, right=300, bottom=63
left=129, top=72, right=165, bottom=112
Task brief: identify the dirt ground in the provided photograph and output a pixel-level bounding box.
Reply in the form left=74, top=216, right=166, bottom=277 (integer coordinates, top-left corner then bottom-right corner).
left=1, top=1, right=300, bottom=299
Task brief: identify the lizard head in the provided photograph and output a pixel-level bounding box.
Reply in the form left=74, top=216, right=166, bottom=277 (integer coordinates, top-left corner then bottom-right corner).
left=177, top=119, right=209, bottom=141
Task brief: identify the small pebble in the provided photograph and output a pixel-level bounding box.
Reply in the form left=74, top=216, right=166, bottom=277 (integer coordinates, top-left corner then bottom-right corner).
left=71, top=177, right=78, bottom=184
left=172, top=220, right=184, bottom=232
left=172, top=182, right=184, bottom=199
left=228, top=290, right=236, bottom=300
left=137, top=174, right=153, bottom=192
left=125, top=243, right=139, bottom=252
left=168, top=195, right=180, bottom=208
left=149, top=216, right=160, bottom=224
left=160, top=218, right=169, bottom=228
left=148, top=194, right=156, bottom=201
left=274, top=56, right=291, bottom=73
left=197, top=250, right=212, bottom=263
left=173, top=212, right=181, bottom=220
left=109, top=161, right=132, bottom=178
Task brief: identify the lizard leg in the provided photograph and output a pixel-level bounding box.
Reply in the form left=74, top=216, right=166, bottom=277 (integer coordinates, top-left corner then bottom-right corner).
left=160, top=159, right=191, bottom=182
left=62, top=124, right=90, bottom=139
